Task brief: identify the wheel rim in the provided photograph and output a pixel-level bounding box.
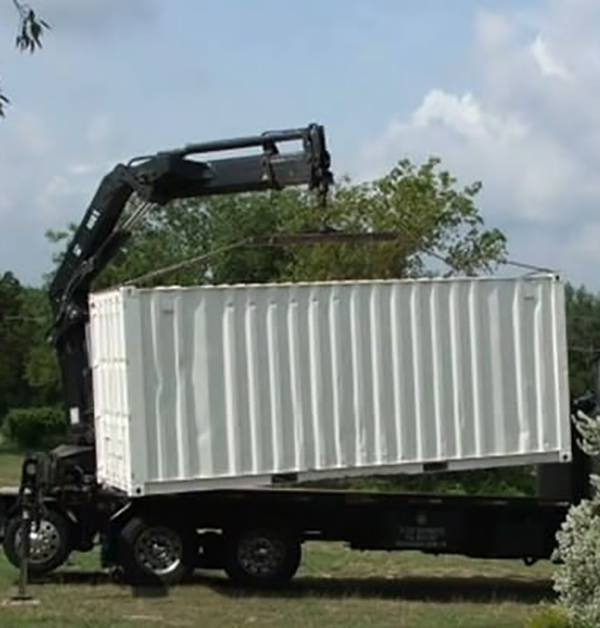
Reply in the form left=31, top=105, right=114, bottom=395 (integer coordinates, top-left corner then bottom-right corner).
left=134, top=527, right=183, bottom=576
left=15, top=519, right=62, bottom=565
left=237, top=533, right=285, bottom=577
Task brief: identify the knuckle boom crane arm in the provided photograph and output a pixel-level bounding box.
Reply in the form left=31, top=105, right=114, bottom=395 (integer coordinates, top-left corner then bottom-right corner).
left=49, top=124, right=332, bottom=446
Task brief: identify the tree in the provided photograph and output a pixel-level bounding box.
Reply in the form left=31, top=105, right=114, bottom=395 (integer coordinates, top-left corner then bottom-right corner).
left=1, top=1, right=50, bottom=117
left=279, top=158, right=507, bottom=282
left=564, top=284, right=600, bottom=397
left=0, top=271, right=29, bottom=417
left=0, top=273, right=60, bottom=421
left=19, top=286, right=60, bottom=405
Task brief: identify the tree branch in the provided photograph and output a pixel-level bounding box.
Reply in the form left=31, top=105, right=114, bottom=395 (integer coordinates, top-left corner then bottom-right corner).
left=0, top=1, right=50, bottom=117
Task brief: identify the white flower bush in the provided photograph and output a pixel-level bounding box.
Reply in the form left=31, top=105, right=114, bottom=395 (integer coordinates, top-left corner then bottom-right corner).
left=553, top=411, right=600, bottom=627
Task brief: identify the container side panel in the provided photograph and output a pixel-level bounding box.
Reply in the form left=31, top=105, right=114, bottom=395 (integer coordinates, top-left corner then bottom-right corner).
left=92, top=275, right=571, bottom=495
left=307, top=288, right=325, bottom=467
left=416, top=283, right=437, bottom=460
left=243, top=290, right=260, bottom=474
left=232, top=289, right=252, bottom=475
left=153, top=293, right=179, bottom=479
left=359, top=285, right=377, bottom=464
left=327, top=285, right=344, bottom=467
left=448, top=281, right=464, bottom=459
left=122, top=290, right=148, bottom=495
left=254, top=293, right=275, bottom=472
left=222, top=290, right=240, bottom=475
left=349, top=287, right=367, bottom=465
left=208, top=290, right=231, bottom=476
left=316, top=287, right=335, bottom=468
left=520, top=284, right=540, bottom=451
left=512, top=281, right=530, bottom=453
left=266, top=291, right=283, bottom=470
left=179, top=294, right=200, bottom=477
left=294, top=287, right=316, bottom=468
left=432, top=283, right=455, bottom=459
left=374, top=284, right=397, bottom=462
left=138, top=301, right=159, bottom=478
left=495, top=282, right=518, bottom=454
left=540, top=280, right=558, bottom=451
left=274, top=284, right=298, bottom=471
left=193, top=294, right=214, bottom=475
left=173, top=294, right=191, bottom=479
left=554, top=282, right=571, bottom=457
left=396, top=284, right=418, bottom=461
left=91, top=291, right=132, bottom=493
left=389, top=285, right=404, bottom=459
left=286, top=288, right=305, bottom=470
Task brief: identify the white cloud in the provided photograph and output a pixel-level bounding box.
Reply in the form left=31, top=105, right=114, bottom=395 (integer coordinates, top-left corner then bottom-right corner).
left=359, top=3, right=600, bottom=287
left=410, top=90, right=526, bottom=142
left=530, top=35, right=571, bottom=79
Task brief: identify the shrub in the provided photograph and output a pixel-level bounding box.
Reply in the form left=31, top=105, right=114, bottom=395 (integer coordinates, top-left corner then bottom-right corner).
left=552, top=411, right=600, bottom=627
left=3, top=406, right=66, bottom=449
left=553, top=496, right=600, bottom=627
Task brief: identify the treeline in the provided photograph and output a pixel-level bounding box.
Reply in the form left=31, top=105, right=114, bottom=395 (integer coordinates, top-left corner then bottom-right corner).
left=0, top=272, right=60, bottom=415
left=0, top=271, right=63, bottom=447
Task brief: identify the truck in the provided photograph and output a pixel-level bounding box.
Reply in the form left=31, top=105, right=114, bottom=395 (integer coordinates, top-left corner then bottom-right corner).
left=0, top=123, right=590, bottom=587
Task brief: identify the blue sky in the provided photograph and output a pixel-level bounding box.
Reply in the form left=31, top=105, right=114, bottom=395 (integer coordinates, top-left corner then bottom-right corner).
left=4, top=0, right=600, bottom=288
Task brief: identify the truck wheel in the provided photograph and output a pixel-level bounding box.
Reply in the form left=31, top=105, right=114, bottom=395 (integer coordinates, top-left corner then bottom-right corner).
left=224, top=526, right=301, bottom=587
left=3, top=510, right=71, bottom=575
left=118, top=517, right=195, bottom=586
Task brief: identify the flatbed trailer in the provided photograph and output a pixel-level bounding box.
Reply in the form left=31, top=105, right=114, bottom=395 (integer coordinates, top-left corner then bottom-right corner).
left=0, top=477, right=576, bottom=586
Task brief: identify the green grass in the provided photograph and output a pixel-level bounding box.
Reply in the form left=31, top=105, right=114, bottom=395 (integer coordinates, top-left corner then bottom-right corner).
left=0, top=544, right=556, bottom=628
left=0, top=450, right=557, bottom=627
left=0, top=446, right=22, bottom=486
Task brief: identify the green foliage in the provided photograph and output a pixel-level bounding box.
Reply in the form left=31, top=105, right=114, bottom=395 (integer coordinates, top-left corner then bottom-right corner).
left=524, top=606, right=572, bottom=628
left=283, top=158, right=506, bottom=282
left=552, top=413, right=600, bottom=627
left=3, top=406, right=65, bottom=449
left=0, top=271, right=30, bottom=417
left=19, top=287, right=61, bottom=403
left=312, top=466, right=536, bottom=497
left=565, top=284, right=600, bottom=397
left=0, top=272, right=61, bottom=422
left=553, top=498, right=600, bottom=627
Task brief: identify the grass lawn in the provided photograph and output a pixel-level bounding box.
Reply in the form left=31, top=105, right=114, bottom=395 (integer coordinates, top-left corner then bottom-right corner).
left=0, top=451, right=556, bottom=628
left=0, top=545, right=555, bottom=628
left=0, top=446, right=22, bottom=487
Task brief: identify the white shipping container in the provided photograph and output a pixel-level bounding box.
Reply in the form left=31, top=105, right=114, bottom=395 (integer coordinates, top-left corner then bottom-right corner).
left=90, top=275, right=571, bottom=497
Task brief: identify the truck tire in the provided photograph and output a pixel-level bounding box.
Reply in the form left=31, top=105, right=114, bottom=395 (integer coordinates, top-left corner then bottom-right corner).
left=3, top=509, right=71, bottom=575
left=118, top=516, right=195, bottom=586
left=224, top=525, right=301, bottom=587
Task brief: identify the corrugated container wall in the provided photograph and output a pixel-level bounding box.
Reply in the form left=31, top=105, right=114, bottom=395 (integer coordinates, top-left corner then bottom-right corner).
left=89, top=275, right=571, bottom=497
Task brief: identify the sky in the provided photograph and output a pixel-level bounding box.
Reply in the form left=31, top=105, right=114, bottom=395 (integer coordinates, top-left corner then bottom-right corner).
left=1, top=0, right=599, bottom=288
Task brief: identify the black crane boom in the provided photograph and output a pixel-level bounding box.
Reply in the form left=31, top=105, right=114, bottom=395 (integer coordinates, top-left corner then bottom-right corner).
left=48, top=124, right=331, bottom=444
